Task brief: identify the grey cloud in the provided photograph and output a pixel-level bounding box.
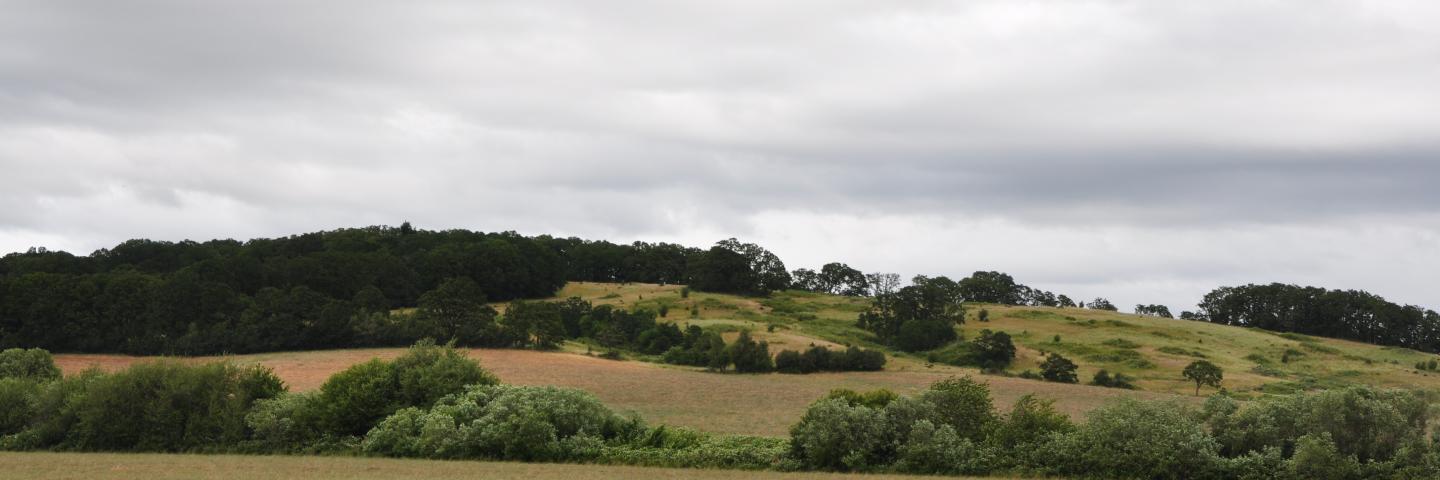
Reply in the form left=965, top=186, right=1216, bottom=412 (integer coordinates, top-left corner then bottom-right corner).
left=2, top=0, right=1439, bottom=309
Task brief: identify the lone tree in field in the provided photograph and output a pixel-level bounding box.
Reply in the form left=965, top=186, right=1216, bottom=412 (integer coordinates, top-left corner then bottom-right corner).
left=1183, top=360, right=1223, bottom=395
left=1039, top=353, right=1079, bottom=383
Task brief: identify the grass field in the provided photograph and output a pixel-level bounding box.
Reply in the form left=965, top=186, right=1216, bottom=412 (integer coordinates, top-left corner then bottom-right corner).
left=52, top=281, right=1440, bottom=435
left=0, top=452, right=972, bottom=480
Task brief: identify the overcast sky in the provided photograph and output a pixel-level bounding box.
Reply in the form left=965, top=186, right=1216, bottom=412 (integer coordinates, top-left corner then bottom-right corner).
left=2, top=1, right=1439, bottom=312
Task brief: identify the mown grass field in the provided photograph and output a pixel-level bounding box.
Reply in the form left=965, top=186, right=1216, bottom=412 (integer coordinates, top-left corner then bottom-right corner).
left=53, top=281, right=1440, bottom=435
left=0, top=452, right=974, bottom=480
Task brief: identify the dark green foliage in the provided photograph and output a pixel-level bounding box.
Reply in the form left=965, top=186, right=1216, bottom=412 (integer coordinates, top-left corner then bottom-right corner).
left=1184, top=360, right=1224, bottom=395
left=412, top=278, right=502, bottom=346
left=1090, top=369, right=1137, bottom=389
left=858, top=275, right=963, bottom=351
left=689, top=239, right=789, bottom=296
left=1200, top=283, right=1440, bottom=352
left=1207, top=387, right=1430, bottom=465
left=501, top=300, right=570, bottom=349
left=968, top=329, right=1016, bottom=371
left=0, top=348, right=61, bottom=381
left=0, top=378, right=41, bottom=436
left=726, top=331, right=773, bottom=373
left=6, top=361, right=283, bottom=452
left=313, top=341, right=498, bottom=437
left=1135, top=304, right=1174, bottom=318
left=1089, top=297, right=1119, bottom=311
left=894, top=318, right=957, bottom=352
left=790, top=263, right=869, bottom=296
left=1039, top=353, right=1079, bottom=383
left=774, top=346, right=886, bottom=374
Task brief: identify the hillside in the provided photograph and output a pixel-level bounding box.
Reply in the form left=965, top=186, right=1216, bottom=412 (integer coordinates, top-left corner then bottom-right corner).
left=54, top=281, right=1440, bottom=436
left=536, top=282, right=1440, bottom=398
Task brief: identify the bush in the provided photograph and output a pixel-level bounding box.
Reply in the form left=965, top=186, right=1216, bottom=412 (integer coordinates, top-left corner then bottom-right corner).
left=1207, top=386, right=1429, bottom=464
left=243, top=392, right=325, bottom=453
left=21, top=361, right=284, bottom=452
left=315, top=340, right=497, bottom=437
left=1288, top=433, right=1360, bottom=480
left=0, top=348, right=61, bottom=382
left=919, top=376, right=996, bottom=442
left=988, top=394, right=1073, bottom=452
left=775, top=346, right=885, bottom=374
left=787, top=398, right=885, bottom=471
left=1041, top=398, right=1222, bottom=479
left=1090, top=369, right=1137, bottom=389
left=0, top=378, right=41, bottom=436
left=363, top=384, right=640, bottom=462
left=893, top=420, right=991, bottom=475
left=824, top=388, right=897, bottom=410
left=894, top=318, right=957, bottom=352
left=1039, top=353, right=1079, bottom=383
left=599, top=427, right=787, bottom=470
left=969, top=330, right=1016, bottom=371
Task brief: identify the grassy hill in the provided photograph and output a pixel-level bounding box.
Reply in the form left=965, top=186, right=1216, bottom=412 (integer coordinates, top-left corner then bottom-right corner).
left=541, top=282, right=1440, bottom=398
left=53, top=281, right=1440, bottom=437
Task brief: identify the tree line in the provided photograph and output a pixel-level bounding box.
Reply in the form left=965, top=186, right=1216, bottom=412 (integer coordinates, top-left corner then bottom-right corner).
left=0, top=225, right=792, bottom=355
left=1193, top=283, right=1440, bottom=353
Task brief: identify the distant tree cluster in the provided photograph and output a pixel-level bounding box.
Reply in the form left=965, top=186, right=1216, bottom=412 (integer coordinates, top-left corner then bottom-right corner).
left=661, top=329, right=774, bottom=373
left=1134, top=304, right=1174, bottom=318
left=790, top=262, right=868, bottom=296
left=857, top=275, right=966, bottom=352
left=0, top=227, right=790, bottom=355
left=1197, top=283, right=1440, bottom=352
left=774, top=345, right=886, bottom=373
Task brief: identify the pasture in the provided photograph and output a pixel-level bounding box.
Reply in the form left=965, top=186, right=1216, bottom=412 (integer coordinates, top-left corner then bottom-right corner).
left=0, top=452, right=974, bottom=480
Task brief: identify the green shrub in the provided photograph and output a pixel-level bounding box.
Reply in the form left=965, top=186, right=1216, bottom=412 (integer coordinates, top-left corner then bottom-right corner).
left=314, top=340, right=497, bottom=437
left=362, top=384, right=641, bottom=462
left=1090, top=369, right=1137, bottom=389
left=0, top=378, right=41, bottom=436
left=243, top=392, right=324, bottom=452
left=823, top=388, right=897, bottom=410
left=893, top=420, right=991, bottom=475
left=988, top=394, right=1073, bottom=452
left=787, top=398, right=885, bottom=471
left=35, top=361, right=283, bottom=452
left=1039, top=353, right=1079, bottom=383
left=1207, top=386, right=1428, bottom=464
left=1041, top=398, right=1222, bottom=479
left=0, top=348, right=61, bottom=382
left=1288, top=433, right=1360, bottom=480
left=918, top=376, right=996, bottom=442
left=599, top=428, right=786, bottom=470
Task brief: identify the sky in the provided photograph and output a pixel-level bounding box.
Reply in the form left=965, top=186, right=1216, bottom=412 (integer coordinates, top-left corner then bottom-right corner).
left=2, top=1, right=1439, bottom=312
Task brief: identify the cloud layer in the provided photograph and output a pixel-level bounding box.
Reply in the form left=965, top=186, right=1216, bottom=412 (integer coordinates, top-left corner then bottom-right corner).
left=2, top=0, right=1439, bottom=310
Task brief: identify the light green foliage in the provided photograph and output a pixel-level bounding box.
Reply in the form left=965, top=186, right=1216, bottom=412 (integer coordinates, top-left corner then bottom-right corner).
left=1207, top=386, right=1429, bottom=464
left=893, top=420, right=991, bottom=475
left=363, top=384, right=640, bottom=462
left=1042, top=398, right=1222, bottom=479
left=786, top=398, right=886, bottom=471
left=918, top=376, right=996, bottom=442
left=0, top=348, right=61, bottom=382
left=1288, top=433, right=1360, bottom=480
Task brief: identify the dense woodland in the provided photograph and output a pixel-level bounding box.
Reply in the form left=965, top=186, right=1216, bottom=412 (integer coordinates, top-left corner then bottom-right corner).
left=0, top=225, right=788, bottom=354
left=1195, top=283, right=1440, bottom=353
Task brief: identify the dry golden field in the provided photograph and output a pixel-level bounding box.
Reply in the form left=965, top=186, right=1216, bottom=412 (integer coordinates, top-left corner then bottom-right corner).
left=0, top=452, right=977, bottom=480
left=52, top=346, right=1182, bottom=436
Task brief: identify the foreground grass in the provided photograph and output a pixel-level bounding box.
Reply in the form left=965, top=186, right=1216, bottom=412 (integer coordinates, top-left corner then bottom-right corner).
left=0, top=452, right=973, bottom=480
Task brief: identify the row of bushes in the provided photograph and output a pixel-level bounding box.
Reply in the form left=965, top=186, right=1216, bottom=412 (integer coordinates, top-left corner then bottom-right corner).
left=774, top=345, right=886, bottom=374
left=787, top=377, right=1440, bottom=479
left=7, top=345, right=1436, bottom=479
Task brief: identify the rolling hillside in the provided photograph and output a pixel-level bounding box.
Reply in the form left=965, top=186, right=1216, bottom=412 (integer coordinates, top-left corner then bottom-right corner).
left=53, top=281, right=1440, bottom=437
